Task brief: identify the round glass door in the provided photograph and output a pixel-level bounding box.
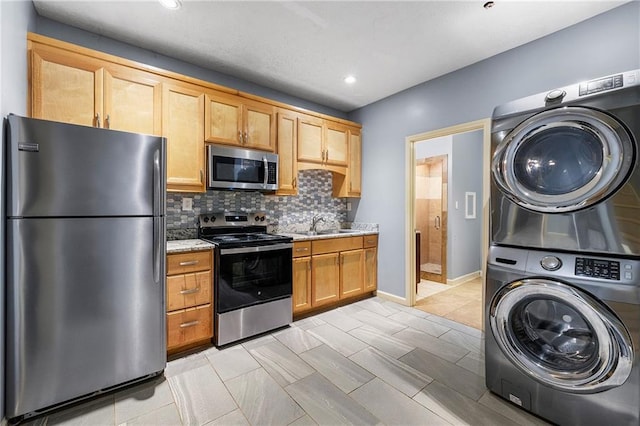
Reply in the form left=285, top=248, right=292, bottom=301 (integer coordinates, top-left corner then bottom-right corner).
left=489, top=278, right=633, bottom=393
left=492, top=107, right=634, bottom=213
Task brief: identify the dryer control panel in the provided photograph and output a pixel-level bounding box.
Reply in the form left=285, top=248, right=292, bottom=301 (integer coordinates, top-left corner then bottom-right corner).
left=575, top=257, right=620, bottom=280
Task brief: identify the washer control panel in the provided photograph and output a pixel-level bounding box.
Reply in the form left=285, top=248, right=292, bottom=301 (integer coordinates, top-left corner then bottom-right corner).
left=575, top=257, right=620, bottom=280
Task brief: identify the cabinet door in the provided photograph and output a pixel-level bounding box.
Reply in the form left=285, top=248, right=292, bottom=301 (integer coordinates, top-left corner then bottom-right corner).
left=340, top=249, right=364, bottom=298
left=205, top=92, right=243, bottom=146
left=311, top=253, right=340, bottom=307
left=293, top=257, right=312, bottom=314
left=104, top=65, right=162, bottom=135
left=164, top=81, right=205, bottom=192
left=325, top=122, right=349, bottom=166
left=244, top=100, right=275, bottom=151
left=364, top=247, right=377, bottom=292
left=277, top=111, right=298, bottom=195
left=348, top=128, right=362, bottom=196
left=30, top=47, right=103, bottom=127
left=297, top=115, right=324, bottom=164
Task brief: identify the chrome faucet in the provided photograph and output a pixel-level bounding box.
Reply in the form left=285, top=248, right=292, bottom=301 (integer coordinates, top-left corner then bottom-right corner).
left=310, top=214, right=325, bottom=232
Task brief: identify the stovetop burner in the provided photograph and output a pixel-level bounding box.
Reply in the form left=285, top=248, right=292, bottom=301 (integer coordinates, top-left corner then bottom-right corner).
left=197, top=211, right=292, bottom=248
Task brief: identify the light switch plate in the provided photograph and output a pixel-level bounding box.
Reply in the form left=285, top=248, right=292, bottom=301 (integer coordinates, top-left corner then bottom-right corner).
left=182, top=197, right=193, bottom=211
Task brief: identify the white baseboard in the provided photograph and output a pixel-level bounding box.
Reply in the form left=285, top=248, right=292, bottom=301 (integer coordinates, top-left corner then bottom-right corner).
left=375, top=290, right=410, bottom=306
left=447, top=270, right=481, bottom=286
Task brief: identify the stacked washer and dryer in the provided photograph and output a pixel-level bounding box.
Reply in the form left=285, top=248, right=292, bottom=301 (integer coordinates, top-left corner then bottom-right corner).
left=486, top=70, right=640, bottom=425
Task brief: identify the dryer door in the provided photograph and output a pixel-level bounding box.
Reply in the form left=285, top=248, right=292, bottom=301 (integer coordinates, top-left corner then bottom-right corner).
left=489, top=278, right=633, bottom=393
left=492, top=107, right=634, bottom=213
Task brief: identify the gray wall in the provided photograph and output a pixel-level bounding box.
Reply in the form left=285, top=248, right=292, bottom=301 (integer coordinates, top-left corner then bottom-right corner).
left=349, top=2, right=640, bottom=299
left=449, top=131, right=483, bottom=279
left=1, top=1, right=37, bottom=420
left=35, top=17, right=347, bottom=119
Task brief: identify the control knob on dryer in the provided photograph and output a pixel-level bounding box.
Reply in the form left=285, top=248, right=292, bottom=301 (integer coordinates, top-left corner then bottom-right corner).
left=541, top=255, right=562, bottom=271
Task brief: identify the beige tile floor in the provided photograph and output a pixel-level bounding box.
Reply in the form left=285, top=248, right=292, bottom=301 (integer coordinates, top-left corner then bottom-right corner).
left=415, top=277, right=483, bottom=330
left=18, top=295, right=551, bottom=426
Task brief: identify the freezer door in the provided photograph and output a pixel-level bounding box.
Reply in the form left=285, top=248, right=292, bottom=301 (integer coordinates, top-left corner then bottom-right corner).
left=5, top=217, right=166, bottom=419
left=6, top=115, right=165, bottom=218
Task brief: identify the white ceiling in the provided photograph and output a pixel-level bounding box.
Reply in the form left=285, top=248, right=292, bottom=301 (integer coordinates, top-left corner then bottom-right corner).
left=32, top=0, right=627, bottom=112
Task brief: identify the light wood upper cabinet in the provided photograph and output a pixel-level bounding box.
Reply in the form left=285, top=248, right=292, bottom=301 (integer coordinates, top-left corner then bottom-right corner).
left=297, top=115, right=325, bottom=164
left=30, top=46, right=104, bottom=127
left=348, top=128, right=362, bottom=196
left=324, top=122, right=349, bottom=167
left=30, top=44, right=161, bottom=135
left=164, top=81, right=206, bottom=193
left=205, top=92, right=275, bottom=151
left=103, top=64, right=162, bottom=135
left=276, top=111, right=299, bottom=195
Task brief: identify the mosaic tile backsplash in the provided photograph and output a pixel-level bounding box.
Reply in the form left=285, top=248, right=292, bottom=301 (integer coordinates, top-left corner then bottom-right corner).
left=166, top=169, right=350, bottom=239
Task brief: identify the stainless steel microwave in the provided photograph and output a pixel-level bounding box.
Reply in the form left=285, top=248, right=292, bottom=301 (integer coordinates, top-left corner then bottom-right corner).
left=207, top=145, right=278, bottom=191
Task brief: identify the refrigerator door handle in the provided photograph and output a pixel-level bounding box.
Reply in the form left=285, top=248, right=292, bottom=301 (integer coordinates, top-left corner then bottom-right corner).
left=153, top=217, right=161, bottom=285
left=153, top=150, right=161, bottom=217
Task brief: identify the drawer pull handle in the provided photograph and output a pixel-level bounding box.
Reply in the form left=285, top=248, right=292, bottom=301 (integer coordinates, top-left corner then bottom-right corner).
left=180, top=287, right=200, bottom=295
left=296, top=247, right=309, bottom=252
left=179, top=260, right=199, bottom=266
left=366, top=239, right=375, bottom=244
left=180, top=320, right=200, bottom=328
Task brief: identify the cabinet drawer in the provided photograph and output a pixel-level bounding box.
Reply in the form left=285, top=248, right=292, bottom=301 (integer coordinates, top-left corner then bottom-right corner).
left=312, top=236, right=363, bottom=255
left=167, top=250, right=211, bottom=275
left=363, top=234, right=378, bottom=248
left=167, top=270, right=212, bottom=311
left=293, top=241, right=312, bottom=258
left=167, top=304, right=212, bottom=350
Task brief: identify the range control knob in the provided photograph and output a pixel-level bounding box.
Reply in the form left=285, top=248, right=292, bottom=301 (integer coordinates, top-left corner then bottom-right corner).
left=260, top=216, right=265, bottom=222
left=255, top=215, right=260, bottom=222
left=210, top=216, right=216, bottom=223
left=541, top=255, right=562, bottom=271
left=545, top=89, right=566, bottom=103
left=203, top=216, right=209, bottom=223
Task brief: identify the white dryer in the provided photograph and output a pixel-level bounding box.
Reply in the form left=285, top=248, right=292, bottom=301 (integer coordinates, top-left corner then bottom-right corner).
left=491, top=69, right=640, bottom=256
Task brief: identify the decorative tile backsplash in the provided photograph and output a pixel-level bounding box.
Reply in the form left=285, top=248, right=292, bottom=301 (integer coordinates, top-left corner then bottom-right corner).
left=166, top=169, right=349, bottom=239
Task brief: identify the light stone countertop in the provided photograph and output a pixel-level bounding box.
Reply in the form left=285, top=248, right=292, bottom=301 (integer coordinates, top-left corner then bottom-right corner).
left=166, top=239, right=215, bottom=254
left=279, top=230, right=378, bottom=242
left=166, top=230, right=378, bottom=253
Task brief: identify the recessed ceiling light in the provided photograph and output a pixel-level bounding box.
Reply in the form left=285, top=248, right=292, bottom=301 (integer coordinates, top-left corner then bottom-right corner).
left=159, top=0, right=182, bottom=10
left=483, top=1, right=495, bottom=9
left=344, top=75, right=357, bottom=84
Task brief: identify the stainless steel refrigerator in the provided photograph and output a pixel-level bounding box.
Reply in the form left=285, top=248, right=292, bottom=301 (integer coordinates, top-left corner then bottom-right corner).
left=5, top=115, right=166, bottom=420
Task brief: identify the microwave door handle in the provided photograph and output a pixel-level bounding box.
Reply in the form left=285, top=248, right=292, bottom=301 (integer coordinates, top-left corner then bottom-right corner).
left=263, top=157, right=268, bottom=187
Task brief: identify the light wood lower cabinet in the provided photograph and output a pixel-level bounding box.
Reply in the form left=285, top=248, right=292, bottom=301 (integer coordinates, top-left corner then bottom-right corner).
left=293, top=235, right=377, bottom=315
left=311, top=252, right=341, bottom=307
left=166, top=250, right=213, bottom=352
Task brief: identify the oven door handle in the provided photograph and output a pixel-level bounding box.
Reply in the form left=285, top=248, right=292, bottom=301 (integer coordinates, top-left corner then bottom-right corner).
left=220, top=242, right=293, bottom=255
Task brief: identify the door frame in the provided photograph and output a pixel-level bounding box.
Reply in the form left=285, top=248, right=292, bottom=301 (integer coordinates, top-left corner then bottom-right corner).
left=405, top=119, right=491, bottom=325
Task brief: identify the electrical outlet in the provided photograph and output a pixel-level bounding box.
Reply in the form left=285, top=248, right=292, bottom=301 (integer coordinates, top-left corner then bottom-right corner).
left=182, top=197, right=193, bottom=211
left=346, top=202, right=352, bottom=211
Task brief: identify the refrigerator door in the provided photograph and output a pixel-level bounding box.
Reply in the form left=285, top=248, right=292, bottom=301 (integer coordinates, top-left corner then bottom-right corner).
left=6, top=115, right=165, bottom=218
left=5, top=217, right=166, bottom=419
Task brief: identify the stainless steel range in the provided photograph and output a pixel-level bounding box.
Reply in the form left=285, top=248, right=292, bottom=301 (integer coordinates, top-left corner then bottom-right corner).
left=198, top=212, right=293, bottom=346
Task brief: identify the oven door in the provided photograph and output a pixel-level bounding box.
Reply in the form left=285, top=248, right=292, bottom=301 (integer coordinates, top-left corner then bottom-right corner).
left=216, top=243, right=292, bottom=313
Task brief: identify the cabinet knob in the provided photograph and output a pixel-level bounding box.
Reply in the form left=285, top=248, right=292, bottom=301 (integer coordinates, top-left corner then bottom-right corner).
left=95, top=113, right=101, bottom=128
left=105, top=114, right=110, bottom=129
left=238, top=130, right=242, bottom=143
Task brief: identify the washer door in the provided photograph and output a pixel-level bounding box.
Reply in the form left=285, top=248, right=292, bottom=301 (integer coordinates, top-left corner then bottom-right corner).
left=492, top=107, right=634, bottom=213
left=489, top=278, right=633, bottom=393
